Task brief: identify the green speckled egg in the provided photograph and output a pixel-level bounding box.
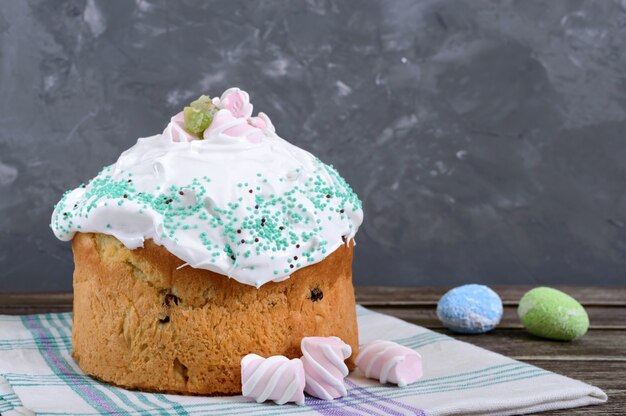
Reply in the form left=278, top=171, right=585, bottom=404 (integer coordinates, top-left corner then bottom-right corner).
left=518, top=287, right=589, bottom=341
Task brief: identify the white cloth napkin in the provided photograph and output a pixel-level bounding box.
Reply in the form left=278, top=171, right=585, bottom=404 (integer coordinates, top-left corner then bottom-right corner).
left=0, top=306, right=607, bottom=415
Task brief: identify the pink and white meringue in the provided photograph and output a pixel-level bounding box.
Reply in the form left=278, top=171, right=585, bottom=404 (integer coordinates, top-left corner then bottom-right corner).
left=301, top=336, right=352, bottom=400
left=163, top=111, right=196, bottom=143
left=355, top=340, right=423, bottom=387
left=163, top=89, right=277, bottom=145
left=241, top=354, right=306, bottom=405
left=218, top=87, right=253, bottom=118
left=203, top=109, right=265, bottom=144
left=248, top=112, right=275, bottom=134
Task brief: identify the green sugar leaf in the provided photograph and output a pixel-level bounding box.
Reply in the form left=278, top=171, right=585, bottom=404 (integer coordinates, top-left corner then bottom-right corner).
left=183, top=95, right=219, bottom=135
left=190, top=95, right=213, bottom=109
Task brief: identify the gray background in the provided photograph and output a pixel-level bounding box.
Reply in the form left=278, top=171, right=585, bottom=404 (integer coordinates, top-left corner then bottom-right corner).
left=1, top=0, right=625, bottom=292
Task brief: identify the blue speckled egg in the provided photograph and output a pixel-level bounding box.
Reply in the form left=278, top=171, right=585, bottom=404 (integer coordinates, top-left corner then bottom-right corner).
left=436, top=284, right=503, bottom=334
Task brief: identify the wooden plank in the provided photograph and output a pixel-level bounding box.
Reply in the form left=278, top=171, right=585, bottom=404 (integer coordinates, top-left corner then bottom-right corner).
left=0, top=293, right=73, bottom=315
left=0, top=292, right=72, bottom=306
left=441, top=329, right=626, bottom=359
left=0, top=305, right=73, bottom=315
left=356, top=286, right=626, bottom=306
left=521, top=360, right=626, bottom=387
left=0, top=287, right=624, bottom=319
left=367, top=305, right=626, bottom=330
left=1, top=286, right=624, bottom=311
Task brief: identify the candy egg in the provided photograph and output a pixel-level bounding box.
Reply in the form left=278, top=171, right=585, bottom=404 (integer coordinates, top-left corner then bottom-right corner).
left=518, top=287, right=589, bottom=341
left=436, top=284, right=503, bottom=334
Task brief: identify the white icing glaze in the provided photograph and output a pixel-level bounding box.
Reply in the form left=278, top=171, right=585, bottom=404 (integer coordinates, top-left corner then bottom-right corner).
left=50, top=88, right=363, bottom=287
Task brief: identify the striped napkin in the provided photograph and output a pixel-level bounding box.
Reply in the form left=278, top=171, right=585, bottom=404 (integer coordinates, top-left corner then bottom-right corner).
left=0, top=306, right=606, bottom=416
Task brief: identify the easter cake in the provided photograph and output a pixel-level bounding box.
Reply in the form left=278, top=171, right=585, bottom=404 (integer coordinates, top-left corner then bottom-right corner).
left=50, top=88, right=363, bottom=395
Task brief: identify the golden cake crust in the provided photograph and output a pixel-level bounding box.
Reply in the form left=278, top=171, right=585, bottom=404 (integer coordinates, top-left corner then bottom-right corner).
left=71, top=232, right=358, bottom=395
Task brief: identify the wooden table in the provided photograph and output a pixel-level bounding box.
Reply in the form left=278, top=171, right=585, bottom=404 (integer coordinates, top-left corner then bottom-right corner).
left=0, top=286, right=623, bottom=415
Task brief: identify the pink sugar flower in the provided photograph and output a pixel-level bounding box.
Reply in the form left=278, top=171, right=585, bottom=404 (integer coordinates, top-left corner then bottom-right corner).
left=164, top=111, right=196, bottom=142
left=205, top=109, right=266, bottom=144
left=218, top=88, right=253, bottom=119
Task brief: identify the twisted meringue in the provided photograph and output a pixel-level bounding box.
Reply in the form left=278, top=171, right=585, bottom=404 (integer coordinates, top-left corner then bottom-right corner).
left=301, top=336, right=352, bottom=400
left=355, top=340, right=423, bottom=387
left=241, top=354, right=305, bottom=405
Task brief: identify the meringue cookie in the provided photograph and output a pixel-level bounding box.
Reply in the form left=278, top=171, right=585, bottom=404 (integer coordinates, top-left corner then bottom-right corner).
left=355, top=340, right=423, bottom=387
left=241, top=354, right=305, bottom=405
left=301, top=336, right=352, bottom=400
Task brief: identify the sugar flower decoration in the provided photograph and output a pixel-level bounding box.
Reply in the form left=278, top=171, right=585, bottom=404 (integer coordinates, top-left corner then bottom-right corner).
left=183, top=95, right=219, bottom=136
left=218, top=88, right=253, bottom=118
left=163, top=88, right=275, bottom=144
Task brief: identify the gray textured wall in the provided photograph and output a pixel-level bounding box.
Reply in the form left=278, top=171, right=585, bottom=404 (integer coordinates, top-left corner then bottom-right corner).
left=1, top=0, right=626, bottom=292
